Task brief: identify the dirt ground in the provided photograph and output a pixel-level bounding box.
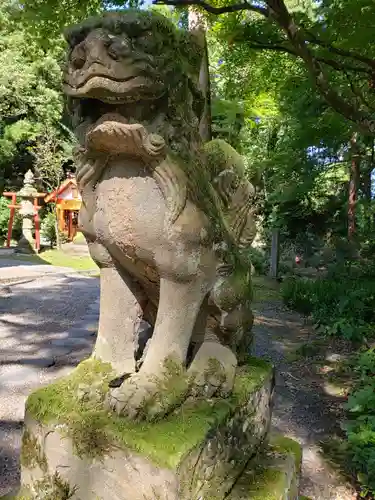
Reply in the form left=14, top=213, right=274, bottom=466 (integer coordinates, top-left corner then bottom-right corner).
left=252, top=284, right=356, bottom=500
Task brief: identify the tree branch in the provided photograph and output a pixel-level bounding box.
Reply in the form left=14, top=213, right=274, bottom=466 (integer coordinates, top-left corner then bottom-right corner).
left=305, top=30, right=375, bottom=71
left=264, top=0, right=375, bottom=135
left=240, top=38, right=372, bottom=75
left=155, top=0, right=375, bottom=135
left=343, top=71, right=375, bottom=112
left=153, top=0, right=269, bottom=16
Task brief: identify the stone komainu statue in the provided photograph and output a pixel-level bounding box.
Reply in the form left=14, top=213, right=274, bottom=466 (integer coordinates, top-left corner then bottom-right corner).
left=63, top=10, right=257, bottom=419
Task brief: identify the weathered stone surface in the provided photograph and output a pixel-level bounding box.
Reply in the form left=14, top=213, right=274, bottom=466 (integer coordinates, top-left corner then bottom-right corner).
left=179, top=363, right=274, bottom=499
left=16, top=357, right=274, bottom=500
left=229, top=435, right=302, bottom=500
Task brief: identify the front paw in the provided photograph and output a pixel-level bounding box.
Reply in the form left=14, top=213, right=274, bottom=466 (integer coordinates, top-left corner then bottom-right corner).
left=107, top=359, right=189, bottom=421
left=188, top=342, right=237, bottom=398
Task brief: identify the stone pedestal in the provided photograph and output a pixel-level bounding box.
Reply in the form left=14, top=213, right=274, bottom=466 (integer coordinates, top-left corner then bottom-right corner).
left=7, top=357, right=301, bottom=500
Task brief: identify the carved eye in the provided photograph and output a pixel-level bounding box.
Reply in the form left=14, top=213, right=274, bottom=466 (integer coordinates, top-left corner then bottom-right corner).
left=71, top=45, right=86, bottom=69
left=107, top=37, right=132, bottom=60
left=137, top=31, right=154, bottom=51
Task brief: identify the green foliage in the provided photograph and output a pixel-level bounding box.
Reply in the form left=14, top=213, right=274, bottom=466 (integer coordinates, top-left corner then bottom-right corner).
left=344, top=348, right=375, bottom=496
left=40, top=212, right=57, bottom=247
left=282, top=263, right=375, bottom=494
left=281, top=263, right=375, bottom=343
left=247, top=247, right=268, bottom=275
left=0, top=196, right=11, bottom=241
left=41, top=211, right=70, bottom=248
left=0, top=1, right=72, bottom=191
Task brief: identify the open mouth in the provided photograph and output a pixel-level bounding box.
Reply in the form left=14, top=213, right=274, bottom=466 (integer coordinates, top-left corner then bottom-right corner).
left=74, top=74, right=136, bottom=90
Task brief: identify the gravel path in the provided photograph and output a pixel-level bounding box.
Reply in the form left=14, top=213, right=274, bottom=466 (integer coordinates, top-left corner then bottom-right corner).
left=0, top=268, right=100, bottom=496
left=253, top=300, right=356, bottom=500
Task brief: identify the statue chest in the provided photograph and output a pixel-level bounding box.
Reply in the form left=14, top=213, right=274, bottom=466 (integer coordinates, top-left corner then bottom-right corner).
left=93, top=158, right=167, bottom=253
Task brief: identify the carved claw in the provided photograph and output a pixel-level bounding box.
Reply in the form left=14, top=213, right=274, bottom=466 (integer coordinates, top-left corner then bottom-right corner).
left=106, top=366, right=189, bottom=421
left=188, top=342, right=237, bottom=398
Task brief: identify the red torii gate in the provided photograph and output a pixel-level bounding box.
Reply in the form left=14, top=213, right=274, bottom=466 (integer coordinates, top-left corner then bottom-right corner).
left=3, top=191, right=46, bottom=252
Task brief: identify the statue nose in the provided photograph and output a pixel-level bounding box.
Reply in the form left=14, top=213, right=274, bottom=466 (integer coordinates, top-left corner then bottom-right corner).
left=85, top=34, right=132, bottom=65
left=85, top=38, right=108, bottom=65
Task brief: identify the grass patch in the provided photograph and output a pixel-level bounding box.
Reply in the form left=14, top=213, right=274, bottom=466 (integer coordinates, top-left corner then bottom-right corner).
left=39, top=250, right=97, bottom=271
left=0, top=249, right=97, bottom=271
left=26, top=357, right=272, bottom=470
left=320, top=436, right=353, bottom=482
left=72, top=232, right=86, bottom=244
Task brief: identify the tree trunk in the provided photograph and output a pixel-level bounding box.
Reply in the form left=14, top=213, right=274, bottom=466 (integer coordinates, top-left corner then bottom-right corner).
left=348, top=133, right=360, bottom=240
left=53, top=202, right=61, bottom=250
left=188, top=9, right=212, bottom=142
left=362, top=138, right=374, bottom=201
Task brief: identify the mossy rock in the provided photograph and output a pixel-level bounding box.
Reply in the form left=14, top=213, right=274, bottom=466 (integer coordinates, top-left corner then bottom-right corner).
left=1, top=475, right=77, bottom=500
left=21, top=356, right=274, bottom=500
left=229, top=435, right=302, bottom=500
left=25, top=356, right=272, bottom=469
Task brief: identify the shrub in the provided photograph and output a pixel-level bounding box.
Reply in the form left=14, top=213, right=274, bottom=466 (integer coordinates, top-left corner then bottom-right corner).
left=344, top=348, right=375, bottom=497
left=41, top=211, right=69, bottom=247
left=41, top=211, right=57, bottom=247
left=248, top=247, right=268, bottom=275
left=282, top=261, right=375, bottom=495
left=0, top=195, right=22, bottom=243
left=281, top=266, right=375, bottom=343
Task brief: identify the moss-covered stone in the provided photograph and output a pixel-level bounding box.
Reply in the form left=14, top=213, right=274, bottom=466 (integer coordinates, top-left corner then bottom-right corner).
left=25, top=356, right=272, bottom=470
left=134, top=355, right=191, bottom=420
left=269, top=434, right=303, bottom=471
left=229, top=435, right=302, bottom=500
left=204, top=139, right=245, bottom=180
left=20, top=429, right=47, bottom=472
left=1, top=475, right=76, bottom=500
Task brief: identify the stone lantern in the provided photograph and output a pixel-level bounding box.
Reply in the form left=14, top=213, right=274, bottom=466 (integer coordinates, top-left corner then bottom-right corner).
left=16, top=169, right=38, bottom=254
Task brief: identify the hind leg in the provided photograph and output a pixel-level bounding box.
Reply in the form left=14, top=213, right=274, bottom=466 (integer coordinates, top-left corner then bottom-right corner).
left=188, top=314, right=238, bottom=398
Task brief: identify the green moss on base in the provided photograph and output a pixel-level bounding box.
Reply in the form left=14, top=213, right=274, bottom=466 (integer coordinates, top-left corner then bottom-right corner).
left=229, top=435, right=302, bottom=499
left=234, top=356, right=274, bottom=403
left=25, top=357, right=272, bottom=470
left=20, top=429, right=47, bottom=472
left=245, top=468, right=290, bottom=500
left=2, top=475, right=78, bottom=499
left=137, top=356, right=190, bottom=420
left=204, top=139, right=245, bottom=179
left=269, top=434, right=303, bottom=471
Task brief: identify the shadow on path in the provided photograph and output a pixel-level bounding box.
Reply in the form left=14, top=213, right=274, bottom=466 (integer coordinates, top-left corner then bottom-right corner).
left=253, top=300, right=355, bottom=500
left=0, top=273, right=99, bottom=496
